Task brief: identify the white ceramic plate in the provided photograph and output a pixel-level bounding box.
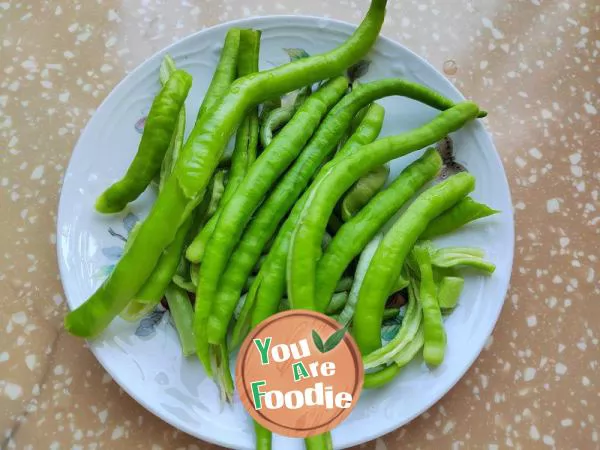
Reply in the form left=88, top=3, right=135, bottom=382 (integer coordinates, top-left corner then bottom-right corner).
left=58, top=14, right=514, bottom=450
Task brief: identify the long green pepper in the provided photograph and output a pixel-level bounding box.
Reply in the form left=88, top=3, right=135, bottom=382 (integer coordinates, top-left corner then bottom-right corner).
left=119, top=55, right=193, bottom=320
left=176, top=0, right=389, bottom=200
left=248, top=82, right=474, bottom=327
left=64, top=30, right=241, bottom=338
left=95, top=70, right=192, bottom=214
left=187, top=30, right=262, bottom=263
left=315, top=147, right=443, bottom=312
left=65, top=0, right=388, bottom=339
left=195, top=29, right=242, bottom=123
left=353, top=172, right=476, bottom=355
left=412, top=243, right=446, bottom=366
left=195, top=76, right=350, bottom=362
left=248, top=104, right=387, bottom=327
left=158, top=55, right=186, bottom=192
left=286, top=103, right=481, bottom=315
left=206, top=78, right=462, bottom=344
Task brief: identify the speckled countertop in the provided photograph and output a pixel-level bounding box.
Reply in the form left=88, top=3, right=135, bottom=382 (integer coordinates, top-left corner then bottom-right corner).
left=1, top=0, right=598, bottom=449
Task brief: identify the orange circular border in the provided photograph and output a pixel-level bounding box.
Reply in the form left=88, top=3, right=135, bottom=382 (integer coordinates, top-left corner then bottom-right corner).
left=235, top=309, right=364, bottom=438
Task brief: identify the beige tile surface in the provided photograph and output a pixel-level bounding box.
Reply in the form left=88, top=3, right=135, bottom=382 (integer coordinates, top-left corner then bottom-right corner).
left=1, top=0, right=598, bottom=449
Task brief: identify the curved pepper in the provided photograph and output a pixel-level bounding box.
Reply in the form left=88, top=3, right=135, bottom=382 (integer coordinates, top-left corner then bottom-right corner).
left=95, top=69, right=192, bottom=213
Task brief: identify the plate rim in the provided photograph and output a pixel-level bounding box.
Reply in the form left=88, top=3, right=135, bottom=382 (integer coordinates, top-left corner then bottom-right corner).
left=56, top=12, right=515, bottom=449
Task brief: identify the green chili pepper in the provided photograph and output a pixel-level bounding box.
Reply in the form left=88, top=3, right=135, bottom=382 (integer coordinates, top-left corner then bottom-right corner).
left=118, top=204, right=204, bottom=322
left=158, top=55, right=187, bottom=192
left=197, top=77, right=349, bottom=354
left=315, top=149, right=442, bottom=312
left=185, top=170, right=227, bottom=262
left=119, top=55, right=194, bottom=322
left=338, top=102, right=385, bottom=155
left=252, top=93, right=473, bottom=326
left=64, top=29, right=239, bottom=338
left=190, top=30, right=262, bottom=265
left=363, top=363, right=401, bottom=389
left=229, top=30, right=261, bottom=186
left=420, top=196, right=499, bottom=239
left=336, top=103, right=387, bottom=221
left=131, top=215, right=192, bottom=304
left=63, top=0, right=409, bottom=345
left=235, top=84, right=472, bottom=341
left=176, top=0, right=390, bottom=200
left=186, top=77, right=348, bottom=265
left=304, top=433, right=333, bottom=450
left=194, top=32, right=263, bottom=384
left=254, top=422, right=272, bottom=450
left=411, top=243, right=445, bottom=366
left=165, top=284, right=195, bottom=356
left=288, top=104, right=480, bottom=317
left=95, top=69, right=192, bottom=214
left=195, top=29, right=241, bottom=123
left=352, top=172, right=476, bottom=355
left=119, top=169, right=211, bottom=322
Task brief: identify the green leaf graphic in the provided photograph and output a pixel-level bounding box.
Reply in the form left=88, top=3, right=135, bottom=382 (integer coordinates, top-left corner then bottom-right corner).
left=323, top=326, right=348, bottom=353
left=312, top=329, right=325, bottom=353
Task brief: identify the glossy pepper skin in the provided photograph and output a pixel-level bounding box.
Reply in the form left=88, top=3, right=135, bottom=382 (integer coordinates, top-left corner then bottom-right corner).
left=363, top=363, right=401, bottom=389
left=65, top=0, right=388, bottom=339
left=316, top=148, right=442, bottom=313
left=245, top=82, right=474, bottom=330
left=352, top=171, right=475, bottom=355
left=195, top=76, right=349, bottom=372
left=174, top=0, right=389, bottom=200
left=285, top=103, right=481, bottom=315
left=206, top=77, right=462, bottom=346
left=63, top=28, right=240, bottom=339
left=195, top=28, right=262, bottom=397
left=249, top=80, right=474, bottom=328
left=185, top=31, right=263, bottom=265
left=95, top=69, right=192, bottom=214
left=195, top=29, right=241, bottom=123
left=412, top=243, right=446, bottom=366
